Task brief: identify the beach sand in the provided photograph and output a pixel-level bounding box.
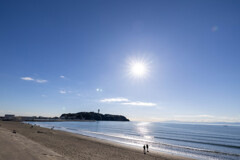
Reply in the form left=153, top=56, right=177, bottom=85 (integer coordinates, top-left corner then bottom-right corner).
left=0, top=121, right=194, bottom=160
left=0, top=126, right=66, bottom=160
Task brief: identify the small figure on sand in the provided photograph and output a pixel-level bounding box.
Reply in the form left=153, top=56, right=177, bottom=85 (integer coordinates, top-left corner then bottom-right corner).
left=143, top=145, right=146, bottom=154
left=146, top=144, right=149, bottom=152
left=51, top=126, right=54, bottom=130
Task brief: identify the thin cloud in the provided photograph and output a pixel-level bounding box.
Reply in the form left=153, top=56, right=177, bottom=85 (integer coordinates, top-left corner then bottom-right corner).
left=21, top=77, right=47, bottom=83
left=35, top=79, right=48, bottom=83
left=60, top=75, right=65, bottom=79
left=100, top=97, right=157, bottom=107
left=96, top=88, right=103, bottom=92
left=174, top=115, right=215, bottom=118
left=197, top=115, right=215, bottom=118
left=101, top=98, right=129, bottom=102
left=21, top=77, right=34, bottom=81
left=171, top=115, right=240, bottom=123
left=122, top=101, right=156, bottom=106
left=59, top=90, right=67, bottom=94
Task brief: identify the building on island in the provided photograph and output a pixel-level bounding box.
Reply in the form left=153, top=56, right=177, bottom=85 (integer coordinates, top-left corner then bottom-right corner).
left=4, top=114, right=15, bottom=121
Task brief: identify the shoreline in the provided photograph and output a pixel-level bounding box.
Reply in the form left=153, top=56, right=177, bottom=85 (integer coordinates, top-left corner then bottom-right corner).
left=26, top=119, right=97, bottom=122
left=0, top=121, right=194, bottom=160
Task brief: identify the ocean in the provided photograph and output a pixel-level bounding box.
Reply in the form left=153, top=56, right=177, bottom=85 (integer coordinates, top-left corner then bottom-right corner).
left=26, top=121, right=240, bottom=160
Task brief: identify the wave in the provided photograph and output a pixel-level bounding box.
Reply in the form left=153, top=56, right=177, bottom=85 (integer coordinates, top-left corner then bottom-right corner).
left=153, top=130, right=240, bottom=141
left=68, top=129, right=240, bottom=157
left=154, top=136, right=240, bottom=149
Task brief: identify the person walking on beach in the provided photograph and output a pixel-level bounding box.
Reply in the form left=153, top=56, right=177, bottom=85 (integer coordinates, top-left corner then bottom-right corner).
left=146, top=144, right=149, bottom=152
left=143, top=145, right=146, bottom=154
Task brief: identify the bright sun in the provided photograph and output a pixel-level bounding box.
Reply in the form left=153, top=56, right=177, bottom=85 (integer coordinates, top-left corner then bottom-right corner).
left=129, top=59, right=149, bottom=78
left=131, top=62, right=147, bottom=77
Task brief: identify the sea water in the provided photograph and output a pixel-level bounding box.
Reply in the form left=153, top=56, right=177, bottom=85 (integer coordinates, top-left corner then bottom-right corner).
left=27, top=121, right=240, bottom=160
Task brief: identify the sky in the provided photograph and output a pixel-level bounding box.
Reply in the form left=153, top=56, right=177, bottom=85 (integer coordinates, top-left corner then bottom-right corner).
left=0, top=0, right=240, bottom=122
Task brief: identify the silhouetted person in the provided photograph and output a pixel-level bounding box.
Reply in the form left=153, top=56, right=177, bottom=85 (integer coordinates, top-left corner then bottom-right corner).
left=146, top=144, right=149, bottom=152
left=143, top=145, right=146, bottom=154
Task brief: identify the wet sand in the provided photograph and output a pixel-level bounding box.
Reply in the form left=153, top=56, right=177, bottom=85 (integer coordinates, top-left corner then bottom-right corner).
left=0, top=121, right=194, bottom=160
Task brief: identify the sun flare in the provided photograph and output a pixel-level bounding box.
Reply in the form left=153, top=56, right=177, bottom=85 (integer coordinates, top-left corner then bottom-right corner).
left=131, top=61, right=146, bottom=77
left=128, top=58, right=149, bottom=79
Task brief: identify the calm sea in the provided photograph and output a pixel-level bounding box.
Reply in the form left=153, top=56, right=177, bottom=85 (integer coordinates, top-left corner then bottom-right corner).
left=27, top=121, right=240, bottom=160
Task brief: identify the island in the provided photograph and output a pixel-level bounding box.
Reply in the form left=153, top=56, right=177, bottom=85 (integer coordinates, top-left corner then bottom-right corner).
left=60, top=112, right=130, bottom=121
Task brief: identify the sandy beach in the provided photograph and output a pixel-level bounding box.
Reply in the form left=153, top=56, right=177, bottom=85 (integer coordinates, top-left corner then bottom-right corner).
left=0, top=121, right=193, bottom=160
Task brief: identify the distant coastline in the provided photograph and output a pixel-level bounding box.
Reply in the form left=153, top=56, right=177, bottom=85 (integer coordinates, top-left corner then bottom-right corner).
left=27, top=119, right=96, bottom=122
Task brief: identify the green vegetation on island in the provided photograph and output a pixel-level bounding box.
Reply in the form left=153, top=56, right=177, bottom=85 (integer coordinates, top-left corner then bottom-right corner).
left=60, top=112, right=130, bottom=121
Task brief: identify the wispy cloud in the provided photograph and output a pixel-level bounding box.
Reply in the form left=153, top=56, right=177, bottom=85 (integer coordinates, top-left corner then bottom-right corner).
left=59, top=90, right=67, bottom=94
left=60, top=75, right=65, bottom=79
left=100, top=97, right=157, bottom=107
left=174, top=115, right=215, bottom=118
left=122, top=101, right=156, bottom=106
left=101, top=98, right=129, bottom=102
left=198, top=115, right=215, bottom=118
left=170, top=115, right=240, bottom=123
left=96, top=88, right=103, bottom=92
left=21, top=77, right=34, bottom=81
left=35, top=79, right=48, bottom=83
left=21, top=77, right=47, bottom=83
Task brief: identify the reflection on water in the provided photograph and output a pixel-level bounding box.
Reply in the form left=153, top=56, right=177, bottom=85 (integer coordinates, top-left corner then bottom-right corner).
left=136, top=122, right=150, bottom=134
left=135, top=122, right=153, bottom=140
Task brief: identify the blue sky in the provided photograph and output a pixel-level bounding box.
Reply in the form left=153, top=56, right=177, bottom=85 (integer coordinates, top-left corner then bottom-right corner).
left=0, top=0, right=240, bottom=122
